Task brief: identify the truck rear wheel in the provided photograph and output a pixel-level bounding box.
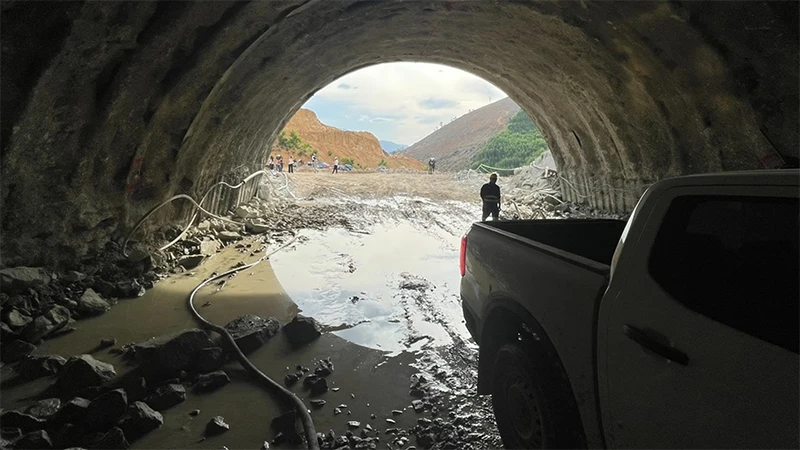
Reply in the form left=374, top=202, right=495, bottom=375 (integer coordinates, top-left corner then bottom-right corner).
left=491, top=341, right=583, bottom=449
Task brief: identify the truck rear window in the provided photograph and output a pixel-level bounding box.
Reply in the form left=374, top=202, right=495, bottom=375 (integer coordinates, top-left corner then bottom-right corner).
left=649, top=195, right=799, bottom=354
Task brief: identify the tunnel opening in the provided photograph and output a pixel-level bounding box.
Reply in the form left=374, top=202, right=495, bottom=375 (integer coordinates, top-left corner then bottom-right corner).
left=1, top=2, right=798, bottom=449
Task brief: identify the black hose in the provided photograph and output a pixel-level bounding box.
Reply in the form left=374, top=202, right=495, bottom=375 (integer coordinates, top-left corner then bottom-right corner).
left=187, top=240, right=319, bottom=450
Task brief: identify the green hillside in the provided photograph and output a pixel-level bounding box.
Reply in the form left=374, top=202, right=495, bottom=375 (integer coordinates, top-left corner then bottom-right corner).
left=471, top=110, right=548, bottom=171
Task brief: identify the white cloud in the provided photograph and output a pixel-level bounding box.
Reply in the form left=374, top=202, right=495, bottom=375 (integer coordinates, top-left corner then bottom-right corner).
left=307, top=62, right=506, bottom=143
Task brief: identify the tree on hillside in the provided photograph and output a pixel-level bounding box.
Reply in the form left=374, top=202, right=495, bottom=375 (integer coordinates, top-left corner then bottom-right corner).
left=276, top=130, right=316, bottom=157
left=471, top=110, right=549, bottom=170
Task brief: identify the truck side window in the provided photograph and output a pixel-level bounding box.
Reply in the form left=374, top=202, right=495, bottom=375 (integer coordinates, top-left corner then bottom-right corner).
left=649, top=195, right=799, bottom=354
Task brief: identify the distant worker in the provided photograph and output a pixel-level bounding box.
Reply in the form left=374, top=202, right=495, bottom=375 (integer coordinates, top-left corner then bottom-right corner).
left=332, top=157, right=339, bottom=174
left=288, top=156, right=295, bottom=173
left=311, top=153, right=318, bottom=172
left=480, top=173, right=501, bottom=221
left=268, top=155, right=275, bottom=171
left=428, top=157, right=436, bottom=174
left=276, top=154, right=283, bottom=172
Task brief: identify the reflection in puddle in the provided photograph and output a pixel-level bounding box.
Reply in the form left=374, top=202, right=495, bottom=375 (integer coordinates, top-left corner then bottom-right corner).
left=272, top=204, right=475, bottom=355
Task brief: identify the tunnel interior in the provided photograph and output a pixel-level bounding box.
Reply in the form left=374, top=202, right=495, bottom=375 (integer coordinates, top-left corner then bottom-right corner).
left=2, top=0, right=798, bottom=267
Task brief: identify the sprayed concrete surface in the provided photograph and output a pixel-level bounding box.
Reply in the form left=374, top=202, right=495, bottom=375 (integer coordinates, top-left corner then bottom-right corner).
left=1, top=171, right=501, bottom=449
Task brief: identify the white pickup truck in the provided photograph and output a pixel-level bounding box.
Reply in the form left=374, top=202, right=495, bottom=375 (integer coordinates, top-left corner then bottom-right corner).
left=459, top=170, right=799, bottom=448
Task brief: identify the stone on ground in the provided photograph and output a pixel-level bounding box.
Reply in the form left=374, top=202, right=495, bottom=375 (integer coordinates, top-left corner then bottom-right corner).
left=191, top=347, right=226, bottom=373
left=218, top=231, right=241, bottom=242
left=205, top=416, right=230, bottom=436
left=282, top=315, right=322, bottom=348
left=224, top=315, right=280, bottom=354
left=14, top=429, right=52, bottom=450
left=144, top=383, right=186, bottom=411
left=117, top=401, right=164, bottom=442
left=85, top=426, right=129, bottom=449
left=193, top=370, right=230, bottom=393
left=4, top=308, right=33, bottom=329
left=133, top=329, right=214, bottom=373
left=43, top=305, right=71, bottom=326
left=24, top=398, right=61, bottom=419
left=20, top=315, right=55, bottom=342
left=55, top=355, right=116, bottom=392
left=78, top=289, right=110, bottom=315
left=0, top=267, right=51, bottom=293
left=0, top=410, right=46, bottom=431
left=85, top=388, right=128, bottom=431
left=1, top=339, right=36, bottom=363
left=49, top=397, right=91, bottom=427
left=178, top=254, right=204, bottom=269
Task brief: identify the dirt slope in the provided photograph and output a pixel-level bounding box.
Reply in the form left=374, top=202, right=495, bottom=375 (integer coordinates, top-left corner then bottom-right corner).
left=277, top=109, right=426, bottom=170
left=399, top=97, right=521, bottom=171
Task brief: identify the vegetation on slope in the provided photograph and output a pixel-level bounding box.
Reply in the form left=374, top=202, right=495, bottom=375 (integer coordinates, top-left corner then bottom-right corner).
left=471, top=110, right=548, bottom=171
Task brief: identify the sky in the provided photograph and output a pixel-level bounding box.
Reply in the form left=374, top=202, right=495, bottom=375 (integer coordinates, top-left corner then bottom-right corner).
left=302, top=62, right=507, bottom=145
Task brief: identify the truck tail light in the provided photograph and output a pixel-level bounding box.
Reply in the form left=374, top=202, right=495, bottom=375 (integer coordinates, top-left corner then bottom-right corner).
left=459, top=235, right=467, bottom=277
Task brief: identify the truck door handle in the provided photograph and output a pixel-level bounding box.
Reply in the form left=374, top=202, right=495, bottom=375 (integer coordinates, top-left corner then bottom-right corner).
left=622, top=324, right=689, bottom=366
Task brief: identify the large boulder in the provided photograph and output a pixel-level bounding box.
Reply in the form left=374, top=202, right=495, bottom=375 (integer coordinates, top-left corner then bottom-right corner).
left=55, top=355, right=116, bottom=392
left=77, top=289, right=110, bottom=315
left=224, top=315, right=280, bottom=354
left=0, top=267, right=51, bottom=294
left=84, top=389, right=128, bottom=431
left=117, top=401, right=163, bottom=442
left=282, top=315, right=322, bottom=348
left=133, top=329, right=214, bottom=373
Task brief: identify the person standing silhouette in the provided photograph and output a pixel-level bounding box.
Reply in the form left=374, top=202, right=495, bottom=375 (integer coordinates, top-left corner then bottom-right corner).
left=480, top=173, right=501, bottom=221
left=332, top=157, right=339, bottom=174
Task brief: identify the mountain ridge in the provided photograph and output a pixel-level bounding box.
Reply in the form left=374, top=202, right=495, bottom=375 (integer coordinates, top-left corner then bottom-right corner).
left=277, top=109, right=426, bottom=170
left=379, top=140, right=408, bottom=153
left=399, top=97, right=521, bottom=171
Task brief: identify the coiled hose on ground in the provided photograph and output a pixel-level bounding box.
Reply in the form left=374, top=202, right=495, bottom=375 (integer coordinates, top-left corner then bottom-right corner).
left=123, top=170, right=319, bottom=449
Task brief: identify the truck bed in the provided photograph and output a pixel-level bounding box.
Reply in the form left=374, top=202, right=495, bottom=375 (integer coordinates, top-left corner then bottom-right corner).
left=461, top=218, right=626, bottom=446
left=482, top=219, right=626, bottom=268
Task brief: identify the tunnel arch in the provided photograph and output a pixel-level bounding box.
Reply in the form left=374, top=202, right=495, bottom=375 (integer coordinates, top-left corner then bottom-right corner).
left=2, top=0, right=797, bottom=266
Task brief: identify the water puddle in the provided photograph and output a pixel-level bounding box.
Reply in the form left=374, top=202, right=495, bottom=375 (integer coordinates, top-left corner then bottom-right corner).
left=272, top=201, right=475, bottom=355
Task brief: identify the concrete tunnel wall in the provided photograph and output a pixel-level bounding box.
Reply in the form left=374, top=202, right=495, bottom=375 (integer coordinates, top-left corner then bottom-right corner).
left=1, top=0, right=798, bottom=267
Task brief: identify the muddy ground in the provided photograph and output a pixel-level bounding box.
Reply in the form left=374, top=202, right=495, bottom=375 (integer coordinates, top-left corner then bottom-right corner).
left=1, top=171, right=503, bottom=449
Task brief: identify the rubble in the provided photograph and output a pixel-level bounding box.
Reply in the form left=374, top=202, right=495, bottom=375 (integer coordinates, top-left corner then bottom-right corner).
left=49, top=397, right=91, bottom=427
left=0, top=410, right=46, bottom=431
left=223, top=314, right=280, bottom=354
left=4, top=308, right=33, bottom=330
left=85, top=426, right=128, bottom=449
left=17, top=353, right=67, bottom=380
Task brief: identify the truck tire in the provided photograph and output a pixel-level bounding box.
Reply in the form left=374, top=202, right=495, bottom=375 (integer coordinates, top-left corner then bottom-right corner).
left=491, top=341, right=584, bottom=449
